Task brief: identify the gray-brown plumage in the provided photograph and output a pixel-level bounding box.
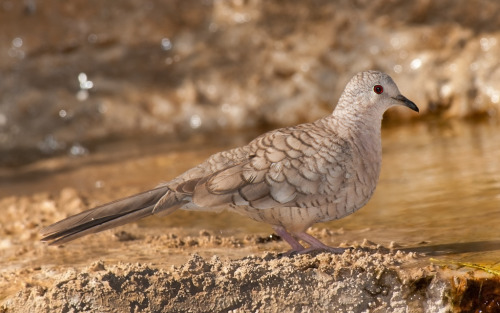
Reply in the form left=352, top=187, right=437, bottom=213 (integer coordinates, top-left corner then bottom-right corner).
left=41, top=71, right=418, bottom=253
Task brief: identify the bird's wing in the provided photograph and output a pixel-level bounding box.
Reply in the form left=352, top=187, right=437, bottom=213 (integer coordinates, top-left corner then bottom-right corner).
left=187, top=128, right=349, bottom=210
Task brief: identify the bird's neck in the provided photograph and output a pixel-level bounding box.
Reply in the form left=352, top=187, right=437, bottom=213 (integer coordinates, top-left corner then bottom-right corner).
left=321, top=107, right=384, bottom=172
left=328, top=106, right=384, bottom=140
left=326, top=106, right=384, bottom=185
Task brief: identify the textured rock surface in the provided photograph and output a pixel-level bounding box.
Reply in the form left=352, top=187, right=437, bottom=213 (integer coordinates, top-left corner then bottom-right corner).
left=2, top=250, right=447, bottom=313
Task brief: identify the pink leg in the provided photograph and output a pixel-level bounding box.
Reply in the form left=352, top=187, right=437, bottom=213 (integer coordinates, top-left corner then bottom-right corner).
left=294, top=232, right=346, bottom=254
left=272, top=226, right=346, bottom=255
left=272, top=225, right=305, bottom=253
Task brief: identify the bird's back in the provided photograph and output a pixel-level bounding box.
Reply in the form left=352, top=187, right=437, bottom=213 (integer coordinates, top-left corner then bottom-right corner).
left=165, top=115, right=382, bottom=230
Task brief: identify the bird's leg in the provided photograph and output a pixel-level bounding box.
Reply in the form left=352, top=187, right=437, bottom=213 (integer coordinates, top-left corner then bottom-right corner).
left=272, top=225, right=305, bottom=253
left=294, top=232, right=346, bottom=254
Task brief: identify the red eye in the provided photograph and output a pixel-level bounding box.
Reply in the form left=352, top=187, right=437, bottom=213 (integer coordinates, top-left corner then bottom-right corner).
left=373, top=85, right=383, bottom=94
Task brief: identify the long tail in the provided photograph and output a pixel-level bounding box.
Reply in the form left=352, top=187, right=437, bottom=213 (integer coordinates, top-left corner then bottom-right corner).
left=40, top=185, right=172, bottom=245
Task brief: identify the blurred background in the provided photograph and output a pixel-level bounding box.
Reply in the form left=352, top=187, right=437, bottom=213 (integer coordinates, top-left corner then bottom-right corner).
left=0, top=0, right=499, bottom=260
left=1, top=0, right=499, bottom=166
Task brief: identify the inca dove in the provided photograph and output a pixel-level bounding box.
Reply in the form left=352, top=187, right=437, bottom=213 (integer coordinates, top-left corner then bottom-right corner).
left=41, top=71, right=418, bottom=253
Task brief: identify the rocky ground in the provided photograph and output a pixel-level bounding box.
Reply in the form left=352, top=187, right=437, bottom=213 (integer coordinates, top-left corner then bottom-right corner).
left=2, top=251, right=444, bottom=313
left=0, top=188, right=490, bottom=313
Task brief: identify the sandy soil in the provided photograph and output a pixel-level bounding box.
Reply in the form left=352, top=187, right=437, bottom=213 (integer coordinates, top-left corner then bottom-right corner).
left=0, top=189, right=451, bottom=313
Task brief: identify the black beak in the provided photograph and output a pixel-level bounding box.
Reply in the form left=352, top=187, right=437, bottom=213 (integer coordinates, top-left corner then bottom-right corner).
left=393, top=95, right=419, bottom=113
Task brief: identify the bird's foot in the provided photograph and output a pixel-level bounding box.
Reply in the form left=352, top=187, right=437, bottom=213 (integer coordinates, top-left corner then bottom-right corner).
left=272, top=225, right=349, bottom=256
left=293, top=230, right=348, bottom=255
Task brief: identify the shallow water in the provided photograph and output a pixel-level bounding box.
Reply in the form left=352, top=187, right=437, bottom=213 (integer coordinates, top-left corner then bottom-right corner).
left=1, top=119, right=500, bottom=269
left=357, top=120, right=500, bottom=267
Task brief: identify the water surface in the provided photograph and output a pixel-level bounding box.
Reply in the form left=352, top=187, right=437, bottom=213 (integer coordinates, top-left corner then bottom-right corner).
left=2, top=120, right=500, bottom=268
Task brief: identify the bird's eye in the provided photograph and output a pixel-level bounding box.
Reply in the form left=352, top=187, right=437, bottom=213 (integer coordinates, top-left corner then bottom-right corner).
left=373, top=85, right=384, bottom=94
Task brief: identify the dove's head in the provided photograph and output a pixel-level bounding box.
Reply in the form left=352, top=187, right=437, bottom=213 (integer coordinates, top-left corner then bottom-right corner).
left=336, top=71, right=418, bottom=117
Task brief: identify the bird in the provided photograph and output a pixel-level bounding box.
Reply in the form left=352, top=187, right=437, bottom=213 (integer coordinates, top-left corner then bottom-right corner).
left=40, top=71, right=418, bottom=254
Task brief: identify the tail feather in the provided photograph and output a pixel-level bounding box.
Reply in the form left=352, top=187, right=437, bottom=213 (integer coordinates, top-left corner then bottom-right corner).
left=40, top=185, right=172, bottom=245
